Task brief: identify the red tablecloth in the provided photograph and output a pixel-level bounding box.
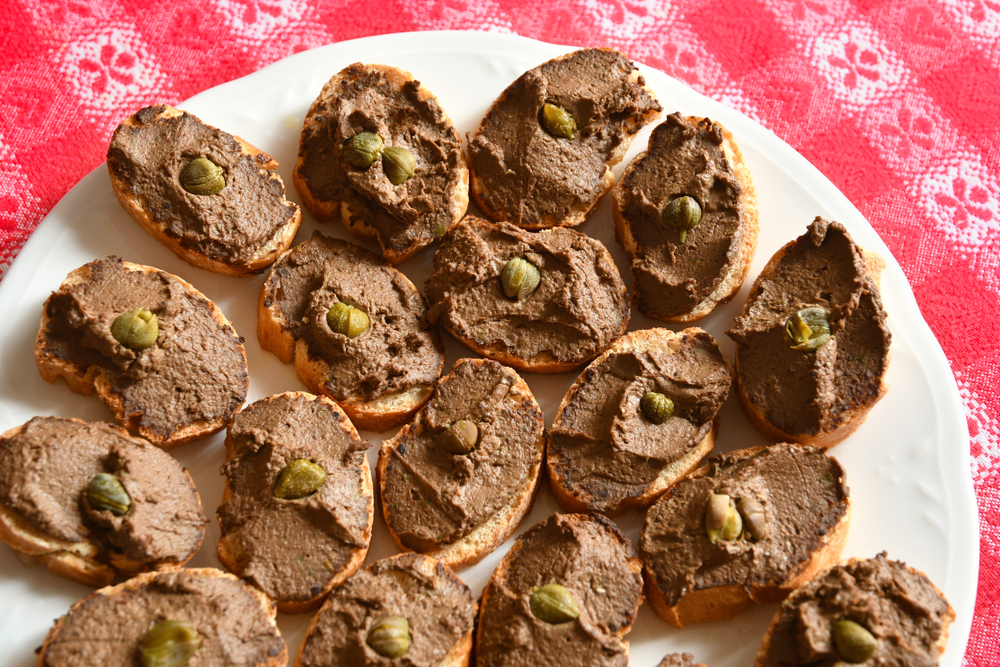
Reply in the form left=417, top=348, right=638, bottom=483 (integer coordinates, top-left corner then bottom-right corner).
left=2, top=1, right=997, bottom=663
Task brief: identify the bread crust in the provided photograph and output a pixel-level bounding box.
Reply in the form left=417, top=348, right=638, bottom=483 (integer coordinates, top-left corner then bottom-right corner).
left=752, top=555, right=956, bottom=667
left=293, top=553, right=474, bottom=667
left=430, top=217, right=630, bottom=375
left=547, top=328, right=729, bottom=515
left=469, top=48, right=661, bottom=230
left=376, top=359, right=545, bottom=569
left=216, top=391, right=374, bottom=614
left=34, top=261, right=249, bottom=449
left=612, top=115, right=759, bottom=322
left=642, top=445, right=851, bottom=628
left=257, top=243, right=442, bottom=432
left=38, top=568, right=286, bottom=667
left=107, top=105, right=301, bottom=277
left=733, top=237, right=888, bottom=449
left=474, top=513, right=644, bottom=667
left=293, top=63, right=469, bottom=265
left=0, top=418, right=205, bottom=588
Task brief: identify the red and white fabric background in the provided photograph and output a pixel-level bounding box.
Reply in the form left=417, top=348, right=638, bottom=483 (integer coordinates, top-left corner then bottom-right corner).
left=1, top=0, right=997, bottom=661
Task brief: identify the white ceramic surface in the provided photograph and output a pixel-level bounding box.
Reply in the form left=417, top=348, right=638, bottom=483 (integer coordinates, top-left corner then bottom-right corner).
left=0, top=31, right=976, bottom=667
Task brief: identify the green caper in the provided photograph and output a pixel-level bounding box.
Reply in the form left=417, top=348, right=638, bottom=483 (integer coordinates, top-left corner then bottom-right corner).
left=737, top=496, right=768, bottom=541
left=832, top=619, right=877, bottom=663
left=529, top=584, right=580, bottom=624
left=86, top=473, right=130, bottom=516
left=366, top=615, right=411, bottom=658
left=111, top=307, right=159, bottom=350
left=705, top=492, right=742, bottom=544
left=441, top=420, right=479, bottom=455
left=382, top=146, right=416, bottom=185
left=785, top=307, right=831, bottom=351
left=343, top=131, right=384, bottom=169
left=663, top=196, right=702, bottom=242
left=327, top=302, right=370, bottom=338
left=179, top=157, right=225, bottom=196
left=640, top=391, right=674, bottom=425
left=541, top=103, right=577, bottom=140
left=274, top=459, right=327, bottom=500
left=138, top=619, right=201, bottom=667
left=501, top=257, right=541, bottom=300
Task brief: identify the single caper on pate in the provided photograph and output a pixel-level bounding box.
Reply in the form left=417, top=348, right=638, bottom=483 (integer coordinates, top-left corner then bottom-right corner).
left=530, top=583, right=581, bottom=624
left=273, top=459, right=327, bottom=500
left=111, top=307, right=159, bottom=350
left=179, top=157, right=226, bottom=196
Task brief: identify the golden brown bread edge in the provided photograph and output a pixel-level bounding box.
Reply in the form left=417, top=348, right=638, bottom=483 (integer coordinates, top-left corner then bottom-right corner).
left=752, top=556, right=955, bottom=667
left=0, top=418, right=205, bottom=588
left=474, top=513, right=644, bottom=666
left=733, top=242, right=888, bottom=450
left=107, top=105, right=301, bottom=277
left=376, top=358, right=545, bottom=569
left=216, top=391, right=374, bottom=614
left=642, top=445, right=851, bottom=628
left=293, top=553, right=474, bottom=667
left=469, top=48, right=662, bottom=230
left=431, top=217, right=630, bottom=375
left=293, top=63, right=470, bottom=265
left=256, top=246, right=441, bottom=433
left=34, top=261, right=249, bottom=449
left=612, top=116, right=759, bottom=323
left=38, top=568, right=286, bottom=667
left=546, top=328, right=726, bottom=516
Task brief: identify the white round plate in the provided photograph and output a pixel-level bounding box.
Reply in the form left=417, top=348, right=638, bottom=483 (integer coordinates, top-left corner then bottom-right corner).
left=0, top=31, right=976, bottom=667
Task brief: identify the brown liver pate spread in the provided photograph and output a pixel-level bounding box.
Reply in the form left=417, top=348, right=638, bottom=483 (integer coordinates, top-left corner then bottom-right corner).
left=758, top=553, right=952, bottom=667
left=657, top=654, right=699, bottom=667
left=263, top=233, right=443, bottom=403
left=298, top=553, right=475, bottom=667
left=0, top=417, right=205, bottom=567
left=469, top=48, right=661, bottom=227
left=108, top=105, right=297, bottom=268
left=41, top=257, right=248, bottom=439
left=548, top=329, right=731, bottom=512
left=617, top=113, right=750, bottom=319
left=727, top=218, right=890, bottom=436
left=477, top=513, right=642, bottom=667
left=381, top=359, right=543, bottom=551
left=425, top=218, right=628, bottom=365
left=640, top=444, right=848, bottom=606
left=297, top=64, right=465, bottom=255
left=217, top=393, right=370, bottom=604
left=42, top=570, right=285, bottom=667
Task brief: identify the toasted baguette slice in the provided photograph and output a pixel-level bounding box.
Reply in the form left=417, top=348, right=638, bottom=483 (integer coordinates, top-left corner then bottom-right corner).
left=641, top=444, right=851, bottom=628
left=107, top=105, right=301, bottom=277
left=294, top=63, right=469, bottom=265
left=0, top=417, right=206, bottom=588
left=468, top=48, right=662, bottom=229
left=38, top=568, right=286, bottom=667
left=613, top=113, right=758, bottom=322
left=295, top=553, right=475, bottom=667
left=753, top=553, right=955, bottom=666
left=35, top=259, right=249, bottom=448
left=217, top=392, right=373, bottom=614
left=377, top=358, right=545, bottom=569
left=425, top=217, right=630, bottom=374
left=475, top=513, right=644, bottom=667
left=728, top=218, right=890, bottom=449
left=547, top=328, right=731, bottom=515
left=257, top=235, right=443, bottom=432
